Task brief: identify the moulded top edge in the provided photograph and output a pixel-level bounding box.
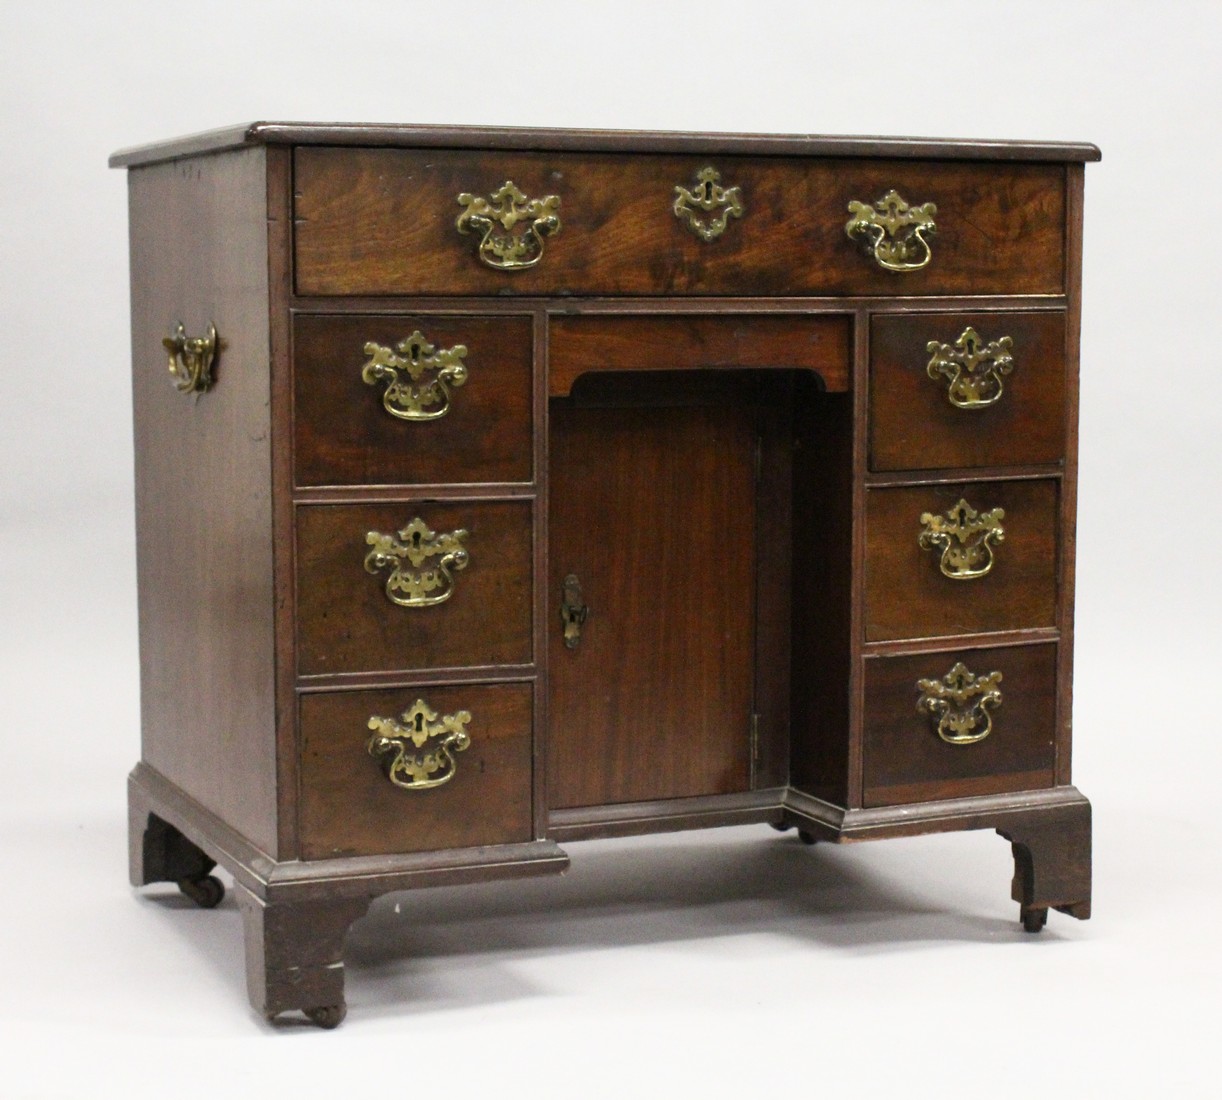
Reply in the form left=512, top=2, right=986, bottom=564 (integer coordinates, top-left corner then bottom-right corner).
left=108, top=120, right=1102, bottom=169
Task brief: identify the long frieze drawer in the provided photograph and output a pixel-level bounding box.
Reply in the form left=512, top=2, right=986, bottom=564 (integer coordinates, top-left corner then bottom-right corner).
left=869, top=311, right=1067, bottom=472
left=865, top=479, right=1058, bottom=642
left=298, top=683, right=533, bottom=859
left=294, top=313, right=534, bottom=487
left=294, top=147, right=1066, bottom=297
left=862, top=643, right=1057, bottom=808
left=296, top=501, right=533, bottom=675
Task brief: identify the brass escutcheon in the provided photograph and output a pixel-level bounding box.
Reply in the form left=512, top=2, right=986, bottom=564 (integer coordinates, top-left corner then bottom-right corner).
left=917, top=662, right=1003, bottom=745
left=364, top=517, right=470, bottom=608
left=361, top=331, right=468, bottom=421
left=560, top=573, right=588, bottom=650
left=163, top=321, right=217, bottom=394
left=926, top=327, right=1015, bottom=409
left=919, top=498, right=1005, bottom=580
left=673, top=166, right=745, bottom=241
left=456, top=180, right=561, bottom=270
left=367, top=698, right=472, bottom=790
left=845, top=190, right=937, bottom=272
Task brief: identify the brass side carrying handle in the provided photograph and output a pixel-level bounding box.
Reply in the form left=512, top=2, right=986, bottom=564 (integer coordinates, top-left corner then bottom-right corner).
left=367, top=698, right=472, bottom=790
left=917, top=662, right=1003, bottom=745
left=926, top=327, right=1015, bottom=409
left=456, top=180, right=561, bottom=270
left=364, top=517, right=470, bottom=608
left=673, top=166, right=745, bottom=241
left=845, top=190, right=937, bottom=272
left=918, top=498, right=1005, bottom=580
left=361, top=331, right=468, bottom=421
left=163, top=322, right=217, bottom=394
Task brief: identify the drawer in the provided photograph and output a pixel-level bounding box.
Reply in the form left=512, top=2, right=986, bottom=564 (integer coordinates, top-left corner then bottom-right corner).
left=548, top=313, right=852, bottom=396
left=294, top=313, right=533, bottom=487
left=294, top=147, right=1066, bottom=298
left=296, top=501, right=533, bottom=675
left=870, top=311, right=1067, bottom=472
left=865, top=479, right=1058, bottom=642
left=298, top=682, right=533, bottom=859
left=863, top=643, right=1057, bottom=807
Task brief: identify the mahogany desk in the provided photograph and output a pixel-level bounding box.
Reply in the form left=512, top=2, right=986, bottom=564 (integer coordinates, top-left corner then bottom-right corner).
left=112, top=123, right=1098, bottom=1027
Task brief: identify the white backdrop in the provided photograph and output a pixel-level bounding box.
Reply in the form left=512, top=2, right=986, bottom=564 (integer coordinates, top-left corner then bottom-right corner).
left=2, top=1, right=1219, bottom=1095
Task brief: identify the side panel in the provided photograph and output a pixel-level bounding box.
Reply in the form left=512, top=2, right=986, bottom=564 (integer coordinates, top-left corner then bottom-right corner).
left=128, top=147, right=277, bottom=854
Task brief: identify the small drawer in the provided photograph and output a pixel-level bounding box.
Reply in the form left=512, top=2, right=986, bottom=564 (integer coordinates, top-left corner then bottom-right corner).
left=293, top=313, right=534, bottom=487
left=296, top=501, right=533, bottom=675
left=294, top=147, right=1065, bottom=298
left=298, top=682, right=533, bottom=859
left=865, top=479, right=1058, bottom=642
left=548, top=313, right=852, bottom=397
left=869, top=311, right=1067, bottom=472
left=863, top=643, right=1057, bottom=808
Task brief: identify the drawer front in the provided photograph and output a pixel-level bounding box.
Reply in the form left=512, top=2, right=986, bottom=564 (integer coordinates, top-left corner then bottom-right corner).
left=870, top=311, right=1067, bottom=472
left=548, top=313, right=852, bottom=396
left=865, top=479, right=1058, bottom=642
left=294, top=147, right=1065, bottom=298
left=299, top=682, right=533, bottom=859
left=294, top=313, right=533, bottom=487
left=863, top=643, right=1057, bottom=807
left=296, top=501, right=533, bottom=675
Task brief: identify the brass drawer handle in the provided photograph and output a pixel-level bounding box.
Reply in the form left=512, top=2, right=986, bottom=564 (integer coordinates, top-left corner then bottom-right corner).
left=845, top=189, right=937, bottom=272
left=456, top=180, right=561, bottom=270
left=919, top=498, right=1005, bottom=580
left=361, top=331, right=468, bottom=421
left=927, top=327, right=1015, bottom=409
left=367, top=698, right=472, bottom=790
left=364, top=517, right=470, bottom=607
left=162, top=321, right=217, bottom=394
left=917, top=662, right=1003, bottom=745
left=673, top=166, right=744, bottom=241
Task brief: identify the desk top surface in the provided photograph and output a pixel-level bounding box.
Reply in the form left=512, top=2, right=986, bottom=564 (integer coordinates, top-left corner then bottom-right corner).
left=109, top=121, right=1102, bottom=169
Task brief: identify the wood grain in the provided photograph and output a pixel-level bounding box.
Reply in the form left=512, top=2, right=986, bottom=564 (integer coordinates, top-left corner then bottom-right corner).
left=111, top=121, right=1102, bottom=169
left=127, top=147, right=278, bottom=854
left=298, top=682, right=533, bottom=859
left=548, top=313, right=851, bottom=396
left=293, top=312, right=534, bottom=487
left=862, top=642, right=1057, bottom=807
left=865, top=479, right=1059, bottom=641
left=788, top=389, right=855, bottom=806
left=294, top=148, right=1066, bottom=297
left=869, top=310, right=1067, bottom=472
left=295, top=500, right=533, bottom=675
left=548, top=400, right=756, bottom=808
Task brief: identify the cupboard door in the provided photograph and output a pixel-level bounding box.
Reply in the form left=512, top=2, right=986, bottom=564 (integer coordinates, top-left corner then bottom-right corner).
left=548, top=401, right=756, bottom=808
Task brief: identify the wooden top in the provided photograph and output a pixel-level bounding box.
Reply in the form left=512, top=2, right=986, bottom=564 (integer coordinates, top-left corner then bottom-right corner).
left=109, top=121, right=1102, bottom=169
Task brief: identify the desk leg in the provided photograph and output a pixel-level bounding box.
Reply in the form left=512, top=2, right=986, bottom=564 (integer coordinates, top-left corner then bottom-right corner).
left=237, top=884, right=371, bottom=1028
left=997, top=801, right=1092, bottom=932
left=130, top=803, right=225, bottom=909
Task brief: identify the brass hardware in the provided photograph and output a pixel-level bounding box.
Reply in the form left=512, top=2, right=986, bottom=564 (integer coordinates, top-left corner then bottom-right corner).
left=560, top=573, right=588, bottom=649
left=364, top=517, right=470, bottom=608
left=917, top=662, right=1003, bottom=745
left=673, top=166, right=745, bottom=241
left=367, top=698, right=472, bottom=790
left=845, top=190, right=937, bottom=272
left=926, top=327, right=1015, bottom=409
left=361, top=331, right=469, bottom=421
left=919, top=498, right=1006, bottom=581
left=455, top=180, right=561, bottom=270
left=162, top=322, right=217, bottom=394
